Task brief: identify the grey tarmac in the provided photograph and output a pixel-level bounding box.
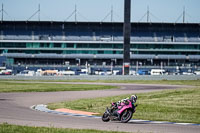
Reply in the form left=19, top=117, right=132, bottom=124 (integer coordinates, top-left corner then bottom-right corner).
left=0, top=82, right=199, bottom=133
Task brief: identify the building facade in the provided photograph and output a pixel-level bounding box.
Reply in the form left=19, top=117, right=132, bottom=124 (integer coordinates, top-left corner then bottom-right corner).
left=0, top=21, right=200, bottom=73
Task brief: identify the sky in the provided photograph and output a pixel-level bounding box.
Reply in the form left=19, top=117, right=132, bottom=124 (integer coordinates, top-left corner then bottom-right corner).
left=0, top=0, right=200, bottom=23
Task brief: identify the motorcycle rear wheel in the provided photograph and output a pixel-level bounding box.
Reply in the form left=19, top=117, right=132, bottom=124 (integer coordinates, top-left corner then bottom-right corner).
left=120, top=109, right=133, bottom=123
left=102, top=112, right=110, bottom=122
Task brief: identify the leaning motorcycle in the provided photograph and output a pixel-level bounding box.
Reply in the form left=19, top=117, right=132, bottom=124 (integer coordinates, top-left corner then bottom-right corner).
left=102, top=100, right=137, bottom=123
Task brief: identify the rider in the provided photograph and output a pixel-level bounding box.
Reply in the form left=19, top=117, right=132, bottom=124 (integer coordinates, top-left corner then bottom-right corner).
left=111, top=95, right=137, bottom=116
left=116, top=95, right=137, bottom=106
left=130, top=94, right=137, bottom=103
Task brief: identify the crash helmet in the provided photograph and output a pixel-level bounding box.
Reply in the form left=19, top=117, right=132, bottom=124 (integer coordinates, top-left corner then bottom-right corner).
left=131, top=95, right=137, bottom=103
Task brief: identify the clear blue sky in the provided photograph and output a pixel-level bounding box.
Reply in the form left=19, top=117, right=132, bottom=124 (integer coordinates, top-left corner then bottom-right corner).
left=0, top=0, right=200, bottom=23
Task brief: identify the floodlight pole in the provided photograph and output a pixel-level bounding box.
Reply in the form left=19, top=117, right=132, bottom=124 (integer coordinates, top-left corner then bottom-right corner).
left=1, top=4, right=3, bottom=22
left=38, top=4, right=40, bottom=21
left=183, top=6, right=185, bottom=23
left=147, top=6, right=149, bottom=23
left=111, top=5, right=113, bottom=22
left=75, top=4, right=77, bottom=22
left=123, top=0, right=131, bottom=75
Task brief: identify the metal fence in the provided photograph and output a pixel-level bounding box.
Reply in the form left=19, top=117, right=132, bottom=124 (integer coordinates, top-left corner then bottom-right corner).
left=0, top=75, right=200, bottom=81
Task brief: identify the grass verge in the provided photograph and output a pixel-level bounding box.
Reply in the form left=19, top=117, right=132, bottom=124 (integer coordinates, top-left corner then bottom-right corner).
left=1, top=79, right=200, bottom=86
left=0, top=82, right=115, bottom=92
left=48, top=86, right=200, bottom=124
left=0, top=123, right=127, bottom=133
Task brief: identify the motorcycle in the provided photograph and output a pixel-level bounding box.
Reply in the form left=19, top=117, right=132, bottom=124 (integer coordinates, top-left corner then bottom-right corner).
left=102, top=99, right=137, bottom=123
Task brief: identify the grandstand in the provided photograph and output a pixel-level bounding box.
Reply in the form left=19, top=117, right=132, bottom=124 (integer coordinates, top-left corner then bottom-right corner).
left=0, top=21, right=200, bottom=74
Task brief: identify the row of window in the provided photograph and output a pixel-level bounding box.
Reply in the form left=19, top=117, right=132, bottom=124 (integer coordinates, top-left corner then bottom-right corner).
left=1, top=49, right=200, bottom=55
left=0, top=42, right=200, bottom=50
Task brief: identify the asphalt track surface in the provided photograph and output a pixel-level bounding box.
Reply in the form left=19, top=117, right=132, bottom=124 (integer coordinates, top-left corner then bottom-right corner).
left=0, top=82, right=199, bottom=133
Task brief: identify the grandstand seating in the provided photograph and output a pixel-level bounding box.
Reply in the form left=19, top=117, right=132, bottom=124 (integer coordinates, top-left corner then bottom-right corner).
left=0, top=21, right=200, bottom=42
left=2, top=30, right=200, bottom=42
left=1, top=21, right=200, bottom=72
left=3, top=30, right=32, bottom=40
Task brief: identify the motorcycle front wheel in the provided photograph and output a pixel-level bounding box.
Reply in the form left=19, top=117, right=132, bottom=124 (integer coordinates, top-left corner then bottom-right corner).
left=120, top=109, right=133, bottom=123
left=102, top=112, right=110, bottom=122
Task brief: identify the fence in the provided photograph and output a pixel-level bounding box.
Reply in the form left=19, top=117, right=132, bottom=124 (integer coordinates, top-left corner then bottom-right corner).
left=0, top=75, right=200, bottom=81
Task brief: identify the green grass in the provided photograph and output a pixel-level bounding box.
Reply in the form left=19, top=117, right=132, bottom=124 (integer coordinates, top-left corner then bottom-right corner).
left=0, top=82, right=115, bottom=92
left=0, top=123, right=128, bottom=133
left=103, top=80, right=200, bottom=86
left=1, top=79, right=200, bottom=86
left=48, top=86, right=200, bottom=124
left=3, top=79, right=199, bottom=93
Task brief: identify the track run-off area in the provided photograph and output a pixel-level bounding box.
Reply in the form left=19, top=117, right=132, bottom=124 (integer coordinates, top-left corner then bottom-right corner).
left=0, top=82, right=200, bottom=133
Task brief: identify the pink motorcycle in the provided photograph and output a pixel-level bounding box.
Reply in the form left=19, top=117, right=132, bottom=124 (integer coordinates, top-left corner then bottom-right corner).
left=102, top=99, right=137, bottom=123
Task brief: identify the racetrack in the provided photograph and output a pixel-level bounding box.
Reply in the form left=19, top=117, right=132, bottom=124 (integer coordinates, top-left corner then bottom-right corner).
left=0, top=82, right=199, bottom=133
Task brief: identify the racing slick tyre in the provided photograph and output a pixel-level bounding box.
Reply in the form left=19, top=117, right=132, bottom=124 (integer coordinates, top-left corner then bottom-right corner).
left=102, top=112, right=110, bottom=122
left=120, top=109, right=133, bottom=123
